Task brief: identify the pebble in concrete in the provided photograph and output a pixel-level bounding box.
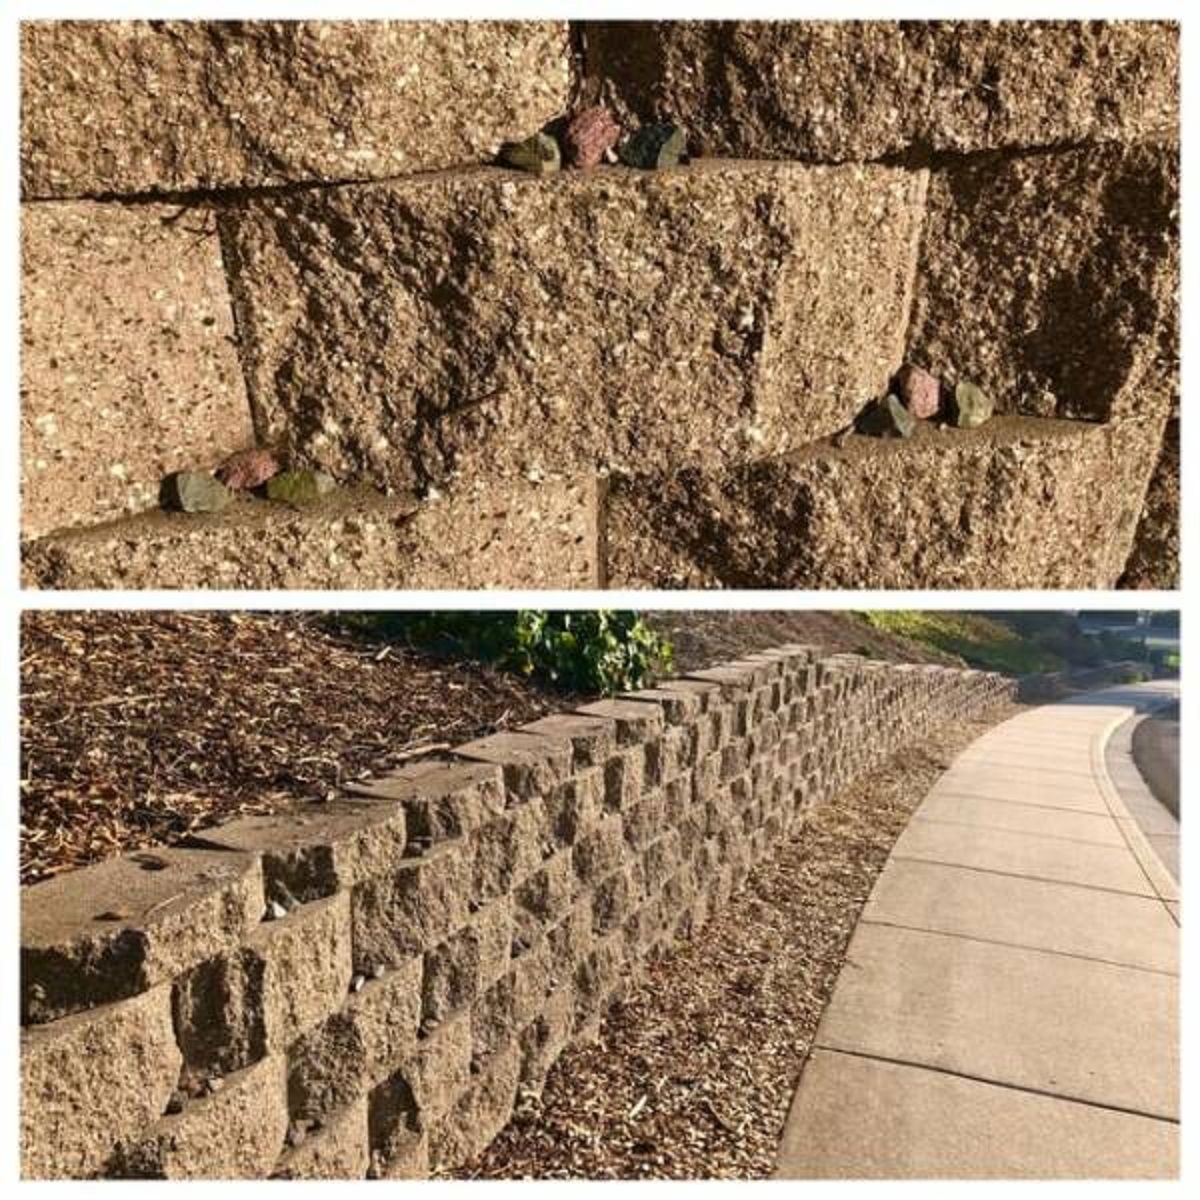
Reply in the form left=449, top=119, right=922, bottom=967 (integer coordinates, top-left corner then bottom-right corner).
left=856, top=394, right=915, bottom=439
left=619, top=123, right=686, bottom=170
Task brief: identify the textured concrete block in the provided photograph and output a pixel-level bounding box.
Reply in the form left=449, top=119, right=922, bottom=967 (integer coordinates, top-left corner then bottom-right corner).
left=1122, top=415, right=1179, bottom=588
left=22, top=846, right=262, bottom=1024
left=514, top=851, right=574, bottom=947
left=543, top=769, right=605, bottom=851
left=20, top=201, right=252, bottom=539
left=908, top=143, right=1179, bottom=423
left=112, top=1054, right=288, bottom=1179
left=470, top=803, right=547, bottom=908
left=22, top=21, right=570, bottom=197
left=190, top=798, right=406, bottom=905
left=588, top=20, right=1178, bottom=161
left=351, top=841, right=470, bottom=968
left=288, top=954, right=422, bottom=1122
left=573, top=816, right=626, bottom=889
left=519, top=980, right=575, bottom=1092
left=172, top=951, right=266, bottom=1078
left=21, top=985, right=182, bottom=1179
left=22, top=474, right=599, bottom=589
left=429, top=1041, right=521, bottom=1172
left=245, top=892, right=353, bottom=1049
left=273, top=1095, right=369, bottom=1180
left=606, top=417, right=1163, bottom=589
left=348, top=759, right=505, bottom=849
left=454, top=730, right=574, bottom=801
left=219, top=161, right=926, bottom=489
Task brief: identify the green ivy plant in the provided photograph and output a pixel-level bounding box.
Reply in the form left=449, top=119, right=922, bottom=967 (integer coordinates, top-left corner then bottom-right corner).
left=336, top=610, right=673, bottom=696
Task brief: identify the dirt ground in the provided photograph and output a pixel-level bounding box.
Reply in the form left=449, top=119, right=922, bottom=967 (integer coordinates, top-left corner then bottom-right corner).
left=450, top=701, right=1025, bottom=1180
left=20, top=610, right=949, bottom=885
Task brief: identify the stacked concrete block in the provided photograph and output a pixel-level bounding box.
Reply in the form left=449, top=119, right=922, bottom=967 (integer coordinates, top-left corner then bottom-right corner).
left=18, top=20, right=1178, bottom=588
left=20, top=647, right=1015, bottom=1178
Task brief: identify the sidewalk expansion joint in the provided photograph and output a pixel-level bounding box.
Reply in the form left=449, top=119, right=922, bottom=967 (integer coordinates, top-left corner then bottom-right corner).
left=810, top=1046, right=1180, bottom=1127
left=910, top=813, right=1123, bottom=849
left=889, top=854, right=1159, bottom=900
left=857, top=918, right=1179, bottom=978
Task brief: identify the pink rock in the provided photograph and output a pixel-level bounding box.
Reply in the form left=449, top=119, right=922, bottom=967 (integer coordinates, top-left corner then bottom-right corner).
left=564, top=106, right=621, bottom=170
left=895, top=364, right=941, bottom=420
left=214, top=447, right=280, bottom=490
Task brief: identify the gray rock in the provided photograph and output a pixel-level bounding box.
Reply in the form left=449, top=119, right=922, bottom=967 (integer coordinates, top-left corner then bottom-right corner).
left=499, top=132, right=560, bottom=174
left=619, top=123, right=686, bottom=170
left=949, top=380, right=995, bottom=428
left=160, top=471, right=232, bottom=514
left=856, top=394, right=915, bottom=439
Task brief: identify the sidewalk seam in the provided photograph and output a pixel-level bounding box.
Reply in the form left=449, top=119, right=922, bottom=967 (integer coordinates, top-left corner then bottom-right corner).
left=857, top=917, right=1179, bottom=977
left=810, top=1046, right=1181, bottom=1126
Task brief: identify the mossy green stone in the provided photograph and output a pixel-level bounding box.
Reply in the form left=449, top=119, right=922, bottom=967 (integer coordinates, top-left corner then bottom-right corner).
left=618, top=123, right=686, bottom=170
left=265, top=469, right=336, bottom=504
left=499, top=132, right=560, bottom=175
left=160, top=471, right=232, bottom=514
left=950, top=380, right=994, bottom=428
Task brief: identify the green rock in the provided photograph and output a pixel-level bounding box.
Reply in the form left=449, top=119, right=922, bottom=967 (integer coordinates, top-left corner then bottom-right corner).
left=618, top=123, right=686, bottom=170
left=266, top=469, right=336, bottom=505
left=856, top=394, right=915, bottom=439
left=498, top=132, right=560, bottom=175
left=160, top=471, right=232, bottom=514
left=949, top=380, right=994, bottom=428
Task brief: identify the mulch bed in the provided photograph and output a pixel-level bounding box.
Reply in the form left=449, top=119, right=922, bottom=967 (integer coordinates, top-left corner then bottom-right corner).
left=19, top=612, right=574, bottom=886
left=451, top=700, right=1026, bottom=1179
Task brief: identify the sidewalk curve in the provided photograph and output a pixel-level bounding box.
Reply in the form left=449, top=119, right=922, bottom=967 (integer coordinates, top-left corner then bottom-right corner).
left=775, top=681, right=1180, bottom=1179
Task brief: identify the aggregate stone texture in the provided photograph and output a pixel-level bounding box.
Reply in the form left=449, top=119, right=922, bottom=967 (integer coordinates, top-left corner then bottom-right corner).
left=1121, top=416, right=1179, bottom=588
left=218, top=160, right=928, bottom=490
left=605, top=417, right=1163, bottom=590
left=585, top=20, right=1178, bottom=162
left=20, top=201, right=253, bottom=539
left=21, top=476, right=599, bottom=590
left=112, top=1054, right=289, bottom=1179
left=20, top=20, right=571, bottom=198
left=907, top=141, right=1179, bottom=424
left=20, top=984, right=182, bottom=1178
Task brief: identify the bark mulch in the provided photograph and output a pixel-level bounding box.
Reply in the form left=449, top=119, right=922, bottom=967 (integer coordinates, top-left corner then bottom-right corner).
left=19, top=612, right=574, bottom=887
left=451, top=700, right=1026, bottom=1180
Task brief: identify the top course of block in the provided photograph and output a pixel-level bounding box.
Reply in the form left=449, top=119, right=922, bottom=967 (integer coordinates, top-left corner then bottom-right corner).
left=20, top=20, right=572, bottom=198
left=585, top=20, right=1177, bottom=162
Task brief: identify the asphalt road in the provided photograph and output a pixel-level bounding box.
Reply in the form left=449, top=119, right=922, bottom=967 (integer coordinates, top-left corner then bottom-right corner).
left=1132, top=702, right=1180, bottom=820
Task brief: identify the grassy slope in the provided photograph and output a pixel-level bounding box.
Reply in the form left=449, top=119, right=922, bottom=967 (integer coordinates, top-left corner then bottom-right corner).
left=857, top=611, right=1065, bottom=675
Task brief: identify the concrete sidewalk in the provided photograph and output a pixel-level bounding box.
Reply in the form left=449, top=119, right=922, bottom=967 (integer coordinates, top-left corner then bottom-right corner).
left=775, top=681, right=1180, bottom=1179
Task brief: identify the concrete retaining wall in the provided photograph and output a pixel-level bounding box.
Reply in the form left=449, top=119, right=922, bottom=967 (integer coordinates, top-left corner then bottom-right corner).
left=21, top=647, right=1013, bottom=1178
left=19, top=20, right=1178, bottom=587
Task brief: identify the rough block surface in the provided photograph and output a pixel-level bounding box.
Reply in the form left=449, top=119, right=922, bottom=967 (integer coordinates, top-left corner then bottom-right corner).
left=605, top=418, right=1164, bottom=589
left=907, top=143, right=1179, bottom=423
left=20, top=201, right=253, bottom=539
left=21, top=846, right=263, bottom=1024
left=21, top=986, right=182, bottom=1178
left=21, top=21, right=571, bottom=198
left=218, top=161, right=927, bottom=489
left=587, top=20, right=1178, bottom=162
left=22, top=476, right=599, bottom=590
